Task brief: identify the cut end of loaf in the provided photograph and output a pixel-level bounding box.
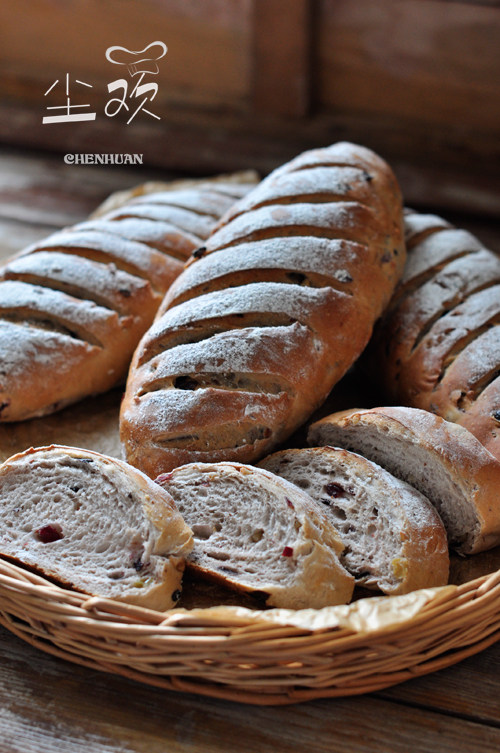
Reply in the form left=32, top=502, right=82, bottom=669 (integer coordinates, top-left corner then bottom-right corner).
left=308, top=406, right=500, bottom=554
left=156, top=461, right=354, bottom=610
left=259, top=446, right=449, bottom=595
left=0, top=445, right=193, bottom=611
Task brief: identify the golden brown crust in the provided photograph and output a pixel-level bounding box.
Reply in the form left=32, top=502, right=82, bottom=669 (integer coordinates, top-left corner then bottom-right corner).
left=90, top=172, right=259, bottom=219
left=120, top=318, right=336, bottom=479
left=121, top=142, right=405, bottom=476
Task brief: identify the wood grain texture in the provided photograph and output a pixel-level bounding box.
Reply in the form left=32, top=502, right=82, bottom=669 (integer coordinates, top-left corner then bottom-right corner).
left=1, top=0, right=252, bottom=110
left=1, top=100, right=499, bottom=219
left=252, top=0, right=311, bottom=117
left=317, top=0, right=500, bottom=132
left=1, top=0, right=500, bottom=215
left=0, top=624, right=499, bottom=753
left=378, top=638, right=500, bottom=725
left=0, top=217, right=57, bottom=261
left=0, top=148, right=173, bottom=229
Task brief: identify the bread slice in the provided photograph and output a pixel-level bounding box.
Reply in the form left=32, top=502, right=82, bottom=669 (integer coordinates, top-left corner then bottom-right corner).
left=0, top=445, right=193, bottom=610
left=308, top=407, right=500, bottom=554
left=155, top=462, right=354, bottom=609
left=259, top=447, right=449, bottom=595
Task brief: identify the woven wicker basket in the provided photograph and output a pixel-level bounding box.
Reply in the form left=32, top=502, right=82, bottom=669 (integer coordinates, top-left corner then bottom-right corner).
left=0, top=556, right=499, bottom=705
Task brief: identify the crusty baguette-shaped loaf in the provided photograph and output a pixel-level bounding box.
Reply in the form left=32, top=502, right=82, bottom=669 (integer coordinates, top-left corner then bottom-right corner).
left=121, top=142, right=405, bottom=477
left=259, top=446, right=449, bottom=595
left=155, top=462, right=354, bottom=609
left=370, top=209, right=500, bottom=460
left=0, top=445, right=193, bottom=610
left=308, top=406, right=500, bottom=554
left=0, top=178, right=255, bottom=421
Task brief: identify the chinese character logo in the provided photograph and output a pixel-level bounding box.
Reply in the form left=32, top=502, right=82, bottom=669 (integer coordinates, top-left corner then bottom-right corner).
left=43, top=74, right=96, bottom=124
left=105, top=41, right=167, bottom=124
left=42, top=41, right=167, bottom=126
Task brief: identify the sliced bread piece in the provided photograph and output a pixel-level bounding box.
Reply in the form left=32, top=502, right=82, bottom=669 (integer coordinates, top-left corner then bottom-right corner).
left=308, top=407, right=500, bottom=554
left=259, top=447, right=449, bottom=595
left=0, top=445, right=193, bottom=610
left=155, top=462, right=354, bottom=609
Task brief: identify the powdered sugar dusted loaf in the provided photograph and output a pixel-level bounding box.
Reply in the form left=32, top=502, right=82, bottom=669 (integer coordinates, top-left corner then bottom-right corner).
left=368, top=209, right=500, bottom=461
left=0, top=178, right=255, bottom=421
left=121, top=142, right=406, bottom=477
left=0, top=445, right=194, bottom=610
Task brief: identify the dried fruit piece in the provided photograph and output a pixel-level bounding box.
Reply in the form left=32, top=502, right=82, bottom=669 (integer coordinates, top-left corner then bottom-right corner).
left=325, top=482, right=346, bottom=498
left=35, top=524, right=63, bottom=543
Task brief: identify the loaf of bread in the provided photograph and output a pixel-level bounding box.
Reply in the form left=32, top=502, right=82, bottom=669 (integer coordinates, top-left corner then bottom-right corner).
left=0, top=445, right=193, bottom=609
left=369, top=210, right=500, bottom=460
left=121, top=142, right=406, bottom=477
left=155, top=461, right=354, bottom=609
left=259, top=446, right=449, bottom=595
left=308, top=406, right=500, bottom=554
left=0, top=178, right=255, bottom=421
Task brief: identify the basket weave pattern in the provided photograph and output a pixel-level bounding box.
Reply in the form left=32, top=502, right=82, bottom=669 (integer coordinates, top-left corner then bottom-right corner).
left=0, top=558, right=499, bottom=704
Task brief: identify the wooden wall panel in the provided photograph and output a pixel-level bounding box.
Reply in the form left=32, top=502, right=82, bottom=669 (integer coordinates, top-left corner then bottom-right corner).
left=1, top=0, right=252, bottom=111
left=252, top=0, right=312, bottom=117
left=317, top=0, right=500, bottom=134
left=0, top=0, right=499, bottom=216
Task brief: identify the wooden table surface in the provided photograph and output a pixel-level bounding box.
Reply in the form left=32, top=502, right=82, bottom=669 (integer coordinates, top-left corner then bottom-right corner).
left=0, top=147, right=499, bottom=753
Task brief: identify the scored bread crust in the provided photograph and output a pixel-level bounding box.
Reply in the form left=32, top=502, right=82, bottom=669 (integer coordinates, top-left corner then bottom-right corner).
left=0, top=445, right=194, bottom=610
left=308, top=406, right=500, bottom=554
left=121, top=142, right=406, bottom=477
left=155, top=461, right=354, bottom=610
left=369, top=209, right=500, bottom=460
left=0, top=178, right=256, bottom=421
left=259, top=446, right=449, bottom=595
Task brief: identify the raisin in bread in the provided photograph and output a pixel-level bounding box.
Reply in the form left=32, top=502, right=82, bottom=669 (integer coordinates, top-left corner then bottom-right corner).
left=0, top=446, right=193, bottom=610
left=259, top=446, right=449, bottom=595
left=155, top=462, right=354, bottom=609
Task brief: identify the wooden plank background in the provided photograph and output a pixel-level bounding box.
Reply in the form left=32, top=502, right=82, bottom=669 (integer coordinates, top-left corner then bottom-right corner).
left=318, top=0, right=500, bottom=134
left=0, top=0, right=499, bottom=216
left=1, top=622, right=499, bottom=753
left=1, top=0, right=253, bottom=111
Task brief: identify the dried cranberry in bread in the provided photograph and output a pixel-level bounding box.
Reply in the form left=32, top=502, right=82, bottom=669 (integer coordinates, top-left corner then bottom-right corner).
left=370, top=210, right=500, bottom=460
left=155, top=461, right=354, bottom=609
left=259, top=446, right=449, bottom=595
left=0, top=179, right=255, bottom=421
left=121, top=142, right=405, bottom=477
left=308, top=406, right=500, bottom=554
left=0, top=445, right=193, bottom=610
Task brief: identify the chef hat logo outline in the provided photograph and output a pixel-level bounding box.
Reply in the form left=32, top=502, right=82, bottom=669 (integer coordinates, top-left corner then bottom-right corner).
left=106, top=42, right=167, bottom=77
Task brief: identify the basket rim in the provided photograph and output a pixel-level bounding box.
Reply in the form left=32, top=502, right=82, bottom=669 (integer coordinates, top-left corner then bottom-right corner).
left=1, top=556, right=499, bottom=705
left=1, top=555, right=499, bottom=631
